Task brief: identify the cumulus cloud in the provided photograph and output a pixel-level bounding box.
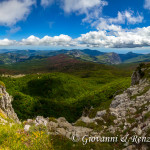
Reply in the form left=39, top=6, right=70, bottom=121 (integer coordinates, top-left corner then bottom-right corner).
left=20, top=34, right=74, bottom=46
left=2, top=25, right=150, bottom=49
left=61, top=0, right=108, bottom=22
left=92, top=10, right=143, bottom=31
left=144, top=0, right=150, bottom=9
left=109, top=11, right=143, bottom=24
left=41, top=0, right=54, bottom=8
left=0, top=39, right=17, bottom=46
left=0, top=0, right=147, bottom=49
left=0, top=0, right=36, bottom=26
left=77, top=26, right=150, bottom=48
left=60, top=0, right=143, bottom=27
left=61, top=0, right=106, bottom=13
left=21, top=35, right=40, bottom=45
left=0, top=34, right=75, bottom=47
left=2, top=26, right=150, bottom=49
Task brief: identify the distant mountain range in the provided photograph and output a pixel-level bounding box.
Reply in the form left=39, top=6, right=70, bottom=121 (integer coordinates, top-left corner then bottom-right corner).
left=0, top=49, right=149, bottom=65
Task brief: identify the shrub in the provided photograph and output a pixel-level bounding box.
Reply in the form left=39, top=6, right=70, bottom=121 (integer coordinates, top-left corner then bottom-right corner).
left=0, top=124, right=53, bottom=150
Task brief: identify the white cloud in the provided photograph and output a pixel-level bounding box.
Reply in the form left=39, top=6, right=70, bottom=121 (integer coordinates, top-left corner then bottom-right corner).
left=0, top=0, right=36, bottom=26
left=144, top=0, right=150, bottom=9
left=41, top=35, right=73, bottom=46
left=2, top=26, right=150, bottom=48
left=2, top=26, right=150, bottom=49
left=41, top=0, right=54, bottom=8
left=60, top=1, right=143, bottom=27
left=20, top=34, right=74, bottom=46
left=7, top=27, right=21, bottom=34
left=92, top=10, right=143, bottom=31
left=62, top=0, right=104, bottom=13
left=61, top=0, right=108, bottom=22
left=77, top=26, right=150, bottom=48
left=0, top=0, right=147, bottom=49
left=124, top=11, right=143, bottom=24
left=109, top=11, right=143, bottom=24
left=0, top=39, right=16, bottom=46
left=21, top=35, right=40, bottom=45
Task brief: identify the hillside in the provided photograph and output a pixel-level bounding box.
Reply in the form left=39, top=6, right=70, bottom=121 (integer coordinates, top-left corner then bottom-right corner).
left=0, top=49, right=69, bottom=65
left=119, top=52, right=143, bottom=62
left=96, top=52, right=121, bottom=64
left=124, top=54, right=150, bottom=63
left=0, top=63, right=150, bottom=149
left=81, top=49, right=105, bottom=56
left=0, top=54, right=81, bottom=74
left=0, top=49, right=148, bottom=66
left=23, top=62, right=150, bottom=150
left=0, top=54, right=136, bottom=77
left=0, top=64, right=131, bottom=122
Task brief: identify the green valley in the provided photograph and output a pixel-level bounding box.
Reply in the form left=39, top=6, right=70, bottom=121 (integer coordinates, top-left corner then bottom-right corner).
left=0, top=61, right=131, bottom=122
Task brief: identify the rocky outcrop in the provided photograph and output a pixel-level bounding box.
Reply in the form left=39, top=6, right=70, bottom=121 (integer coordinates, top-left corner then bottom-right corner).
left=131, top=70, right=142, bottom=85
left=24, top=116, right=93, bottom=139
left=0, top=84, right=19, bottom=123
left=131, top=63, right=146, bottom=85
left=108, top=52, right=122, bottom=64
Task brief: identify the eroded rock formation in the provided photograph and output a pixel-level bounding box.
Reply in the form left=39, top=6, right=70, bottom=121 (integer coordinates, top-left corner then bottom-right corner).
left=0, top=84, right=19, bottom=123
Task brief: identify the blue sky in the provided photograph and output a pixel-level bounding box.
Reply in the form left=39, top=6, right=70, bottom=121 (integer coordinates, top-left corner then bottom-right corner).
left=1, top=0, right=150, bottom=53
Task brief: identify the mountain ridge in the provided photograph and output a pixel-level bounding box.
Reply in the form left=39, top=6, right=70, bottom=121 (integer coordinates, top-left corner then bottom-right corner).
left=0, top=49, right=149, bottom=66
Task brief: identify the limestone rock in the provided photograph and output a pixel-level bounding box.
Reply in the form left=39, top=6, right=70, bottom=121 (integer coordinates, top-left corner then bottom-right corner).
left=80, top=116, right=94, bottom=124
left=34, top=116, right=48, bottom=126
left=96, top=110, right=106, bottom=117
left=0, top=85, right=19, bottom=123
left=56, top=128, right=66, bottom=136
left=24, top=125, right=31, bottom=132
left=123, top=145, right=136, bottom=150
left=131, top=68, right=143, bottom=86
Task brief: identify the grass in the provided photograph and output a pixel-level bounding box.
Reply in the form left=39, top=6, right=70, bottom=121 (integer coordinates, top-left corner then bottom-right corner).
left=127, top=118, right=136, bottom=124
left=0, top=109, right=7, bottom=120
left=144, top=112, right=150, bottom=121
left=0, top=120, right=126, bottom=150
left=0, top=81, right=5, bottom=87
left=101, top=110, right=116, bottom=126
left=51, top=134, right=115, bottom=150
left=88, top=99, right=112, bottom=118
left=75, top=109, right=116, bottom=132
left=49, top=117, right=57, bottom=123
left=135, top=102, right=150, bottom=115
left=0, top=123, right=53, bottom=150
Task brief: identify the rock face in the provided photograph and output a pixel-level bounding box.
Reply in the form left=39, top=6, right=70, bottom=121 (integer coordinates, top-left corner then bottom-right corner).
left=131, top=63, right=145, bottom=85
left=97, top=52, right=122, bottom=64
left=108, top=52, right=122, bottom=64
left=0, top=85, right=19, bottom=123
left=131, top=70, right=142, bottom=85
left=25, top=116, right=93, bottom=138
